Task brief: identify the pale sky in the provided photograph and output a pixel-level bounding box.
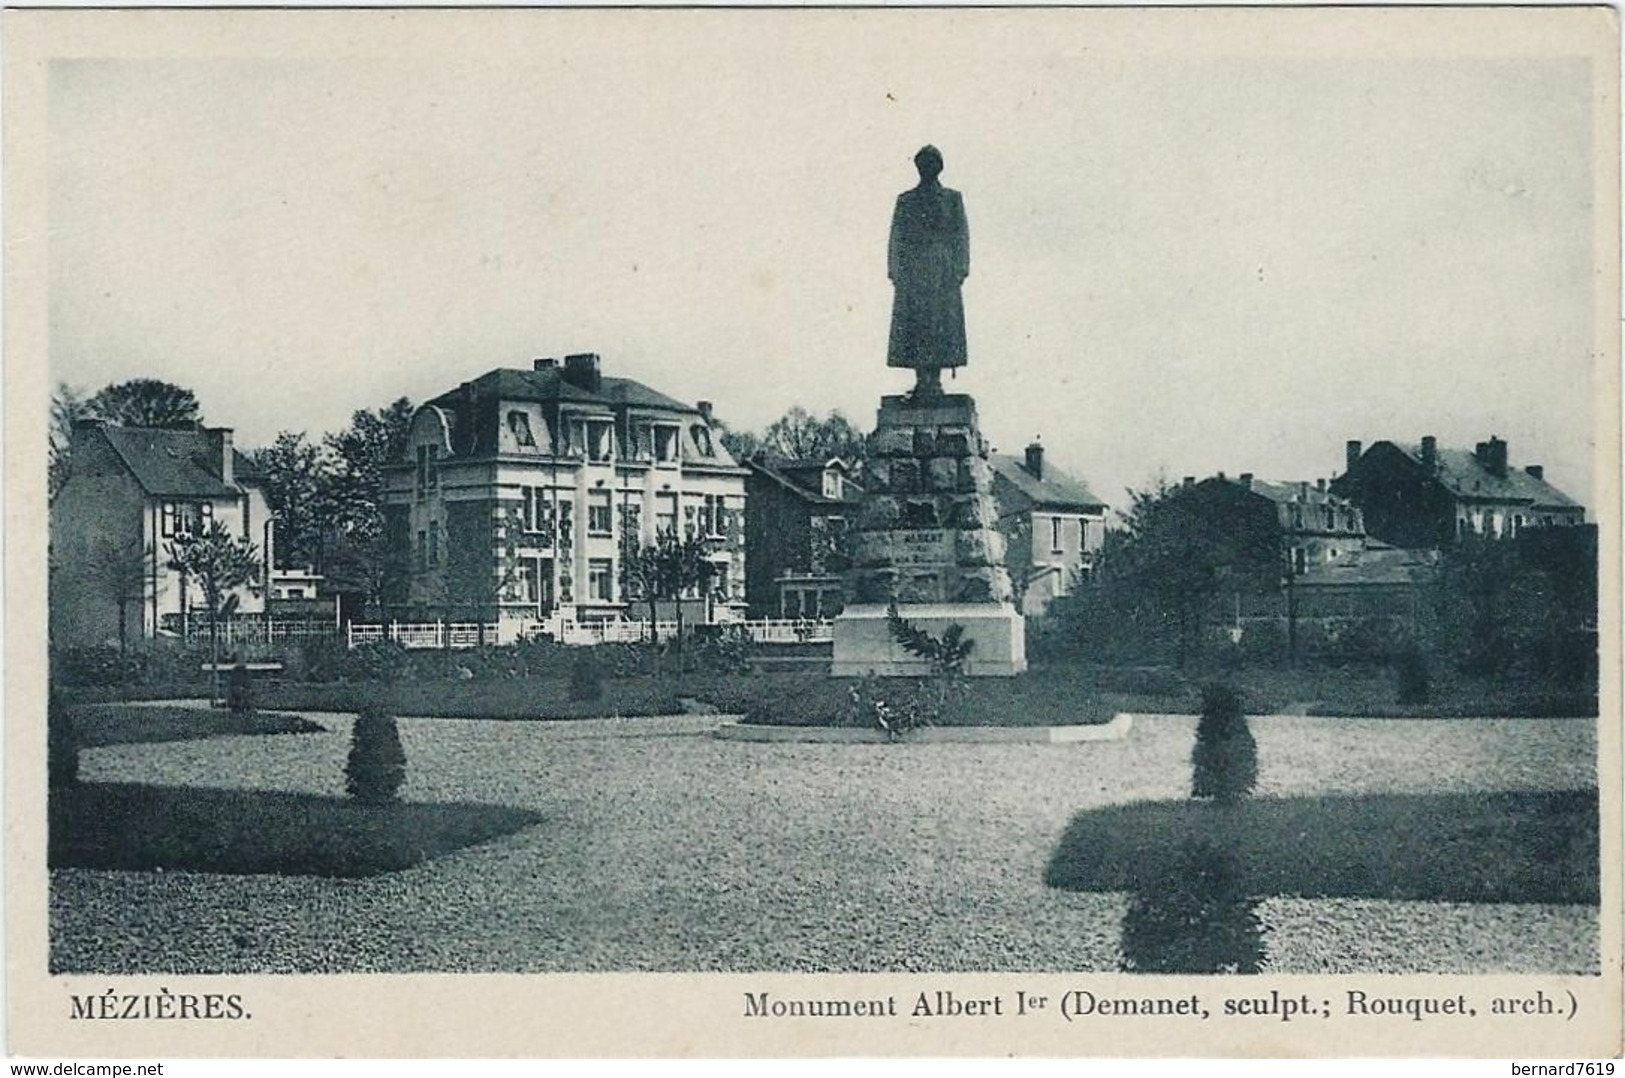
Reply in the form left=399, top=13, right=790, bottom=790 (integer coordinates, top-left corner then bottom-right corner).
left=47, top=16, right=1601, bottom=511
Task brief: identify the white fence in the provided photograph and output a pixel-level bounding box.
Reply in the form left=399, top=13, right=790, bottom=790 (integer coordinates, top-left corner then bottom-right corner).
left=181, top=619, right=339, bottom=646
left=737, top=618, right=835, bottom=644
left=346, top=621, right=500, bottom=650
left=343, top=617, right=833, bottom=649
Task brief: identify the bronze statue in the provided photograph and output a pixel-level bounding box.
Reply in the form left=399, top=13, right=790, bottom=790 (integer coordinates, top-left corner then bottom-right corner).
left=887, top=145, right=969, bottom=398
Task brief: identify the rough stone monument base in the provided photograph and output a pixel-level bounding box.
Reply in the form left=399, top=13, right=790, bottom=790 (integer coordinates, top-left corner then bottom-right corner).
left=831, top=602, right=1027, bottom=678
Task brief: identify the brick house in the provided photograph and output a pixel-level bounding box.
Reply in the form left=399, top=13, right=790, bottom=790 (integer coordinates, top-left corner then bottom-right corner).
left=742, top=457, right=863, bottom=619
left=1333, top=435, right=1586, bottom=549
left=989, top=442, right=1109, bottom=616
left=383, top=353, right=748, bottom=636
left=49, top=421, right=274, bottom=648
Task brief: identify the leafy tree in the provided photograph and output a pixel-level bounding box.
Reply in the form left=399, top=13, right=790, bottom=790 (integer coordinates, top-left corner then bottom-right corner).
left=717, top=423, right=762, bottom=462
left=1432, top=527, right=1597, bottom=686
left=49, top=383, right=92, bottom=499
left=319, top=398, right=414, bottom=612
left=88, top=378, right=202, bottom=429
left=246, top=431, right=326, bottom=569
left=1054, top=480, right=1283, bottom=667
left=639, top=530, right=718, bottom=671
left=88, top=537, right=153, bottom=657
left=620, top=539, right=666, bottom=642
left=165, top=522, right=261, bottom=703
left=723, top=406, right=866, bottom=463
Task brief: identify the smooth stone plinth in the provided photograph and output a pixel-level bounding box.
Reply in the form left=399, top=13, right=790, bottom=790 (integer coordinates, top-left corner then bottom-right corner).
left=831, top=602, right=1026, bottom=678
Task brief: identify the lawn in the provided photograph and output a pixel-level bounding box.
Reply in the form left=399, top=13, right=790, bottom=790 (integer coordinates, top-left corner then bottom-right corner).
left=69, top=705, right=326, bottom=747
left=52, top=713, right=1598, bottom=974
left=1044, top=789, right=1599, bottom=905
left=55, top=655, right=1596, bottom=722
left=51, top=782, right=542, bottom=877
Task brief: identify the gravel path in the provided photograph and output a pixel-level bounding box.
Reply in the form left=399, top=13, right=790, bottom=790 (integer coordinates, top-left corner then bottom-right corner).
left=50, top=713, right=1598, bottom=974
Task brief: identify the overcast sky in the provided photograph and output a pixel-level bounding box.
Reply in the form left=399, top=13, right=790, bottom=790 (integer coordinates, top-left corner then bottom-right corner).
left=47, top=16, right=1601, bottom=510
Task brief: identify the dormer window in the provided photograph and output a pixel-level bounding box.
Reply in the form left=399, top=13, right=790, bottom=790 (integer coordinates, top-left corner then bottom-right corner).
left=822, top=468, right=843, bottom=500
left=691, top=424, right=714, bottom=457
left=588, top=421, right=612, bottom=462
left=654, top=424, right=680, bottom=464
left=415, top=445, right=440, bottom=497
left=508, top=411, right=536, bottom=449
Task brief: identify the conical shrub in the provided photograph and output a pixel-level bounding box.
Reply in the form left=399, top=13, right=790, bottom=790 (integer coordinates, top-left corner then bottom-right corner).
left=344, top=704, right=407, bottom=804
left=1191, top=683, right=1257, bottom=802
left=48, top=690, right=79, bottom=789
left=1394, top=645, right=1431, bottom=705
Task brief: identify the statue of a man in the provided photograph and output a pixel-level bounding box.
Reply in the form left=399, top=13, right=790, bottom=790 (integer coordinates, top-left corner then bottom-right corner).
left=887, top=145, right=969, bottom=398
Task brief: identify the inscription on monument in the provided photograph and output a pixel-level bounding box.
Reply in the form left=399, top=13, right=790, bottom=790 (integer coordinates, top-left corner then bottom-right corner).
left=889, top=529, right=955, bottom=566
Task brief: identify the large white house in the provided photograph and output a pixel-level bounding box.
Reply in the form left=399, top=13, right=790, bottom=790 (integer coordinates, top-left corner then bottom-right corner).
left=384, top=353, right=748, bottom=636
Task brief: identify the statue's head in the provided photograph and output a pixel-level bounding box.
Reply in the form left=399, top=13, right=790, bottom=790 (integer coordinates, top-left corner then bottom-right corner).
left=913, top=145, right=944, bottom=181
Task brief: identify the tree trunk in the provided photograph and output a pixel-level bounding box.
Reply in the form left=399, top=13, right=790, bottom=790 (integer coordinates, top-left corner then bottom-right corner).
left=675, top=599, right=685, bottom=675
left=208, top=594, right=221, bottom=707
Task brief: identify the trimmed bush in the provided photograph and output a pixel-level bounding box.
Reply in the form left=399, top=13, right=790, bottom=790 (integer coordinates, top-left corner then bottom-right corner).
left=227, top=663, right=255, bottom=717
left=1394, top=646, right=1431, bottom=705
left=568, top=651, right=604, bottom=702
left=344, top=705, right=407, bottom=805
left=48, top=691, right=79, bottom=789
left=1191, top=683, right=1257, bottom=802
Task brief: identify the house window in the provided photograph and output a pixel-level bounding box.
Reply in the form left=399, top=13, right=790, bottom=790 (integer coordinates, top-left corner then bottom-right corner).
left=1292, top=547, right=1307, bottom=575
left=1513, top=514, right=1524, bottom=536
left=588, top=491, right=613, bottom=536
left=1051, top=516, right=1064, bottom=553
left=164, top=502, right=211, bottom=538
left=701, top=494, right=725, bottom=538
left=416, top=529, right=427, bottom=572
left=823, top=468, right=843, bottom=500
left=656, top=493, right=679, bottom=535
left=428, top=521, right=441, bottom=566
left=587, top=558, right=614, bottom=602
left=415, top=446, right=439, bottom=496
left=691, top=424, right=714, bottom=457
left=654, top=425, right=679, bottom=464
left=517, top=556, right=549, bottom=607
left=586, top=421, right=613, bottom=463
left=508, top=411, right=536, bottom=448
left=286, top=588, right=305, bottom=600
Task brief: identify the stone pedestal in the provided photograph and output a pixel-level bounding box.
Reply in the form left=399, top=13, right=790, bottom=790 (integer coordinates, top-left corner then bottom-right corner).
left=832, top=391, right=1026, bottom=677
left=831, top=602, right=1026, bottom=677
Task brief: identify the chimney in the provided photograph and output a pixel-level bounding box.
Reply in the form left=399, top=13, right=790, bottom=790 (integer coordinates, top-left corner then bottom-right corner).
left=532, top=356, right=558, bottom=370
left=1316, top=477, right=1327, bottom=492
left=1182, top=476, right=1195, bottom=488
left=1345, top=440, right=1362, bottom=472
left=1024, top=439, right=1044, bottom=479
left=1485, top=436, right=1508, bottom=478
left=1525, top=464, right=1545, bottom=481
left=206, top=427, right=234, bottom=486
left=1421, top=435, right=1437, bottom=471
left=1238, top=472, right=1253, bottom=490
left=696, top=400, right=714, bottom=425
left=562, top=353, right=602, bottom=393
left=72, top=417, right=104, bottom=432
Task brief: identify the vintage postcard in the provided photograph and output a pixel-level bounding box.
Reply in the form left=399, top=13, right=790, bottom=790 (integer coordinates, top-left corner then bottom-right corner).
left=4, top=5, right=1620, bottom=1060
